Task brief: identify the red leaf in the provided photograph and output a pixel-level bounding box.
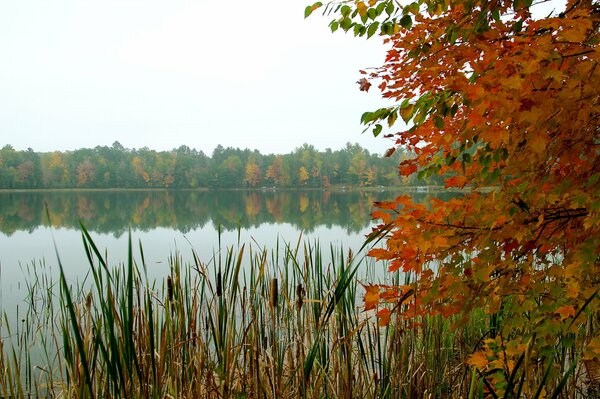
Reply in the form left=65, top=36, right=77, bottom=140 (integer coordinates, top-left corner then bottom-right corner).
left=357, top=78, right=372, bottom=92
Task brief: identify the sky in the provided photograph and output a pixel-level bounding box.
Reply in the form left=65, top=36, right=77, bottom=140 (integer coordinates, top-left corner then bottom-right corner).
left=0, top=0, right=566, bottom=156
left=0, top=0, right=393, bottom=155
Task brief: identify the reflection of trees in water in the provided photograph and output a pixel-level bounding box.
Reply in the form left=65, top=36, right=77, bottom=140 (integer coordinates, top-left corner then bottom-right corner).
left=0, top=190, right=462, bottom=237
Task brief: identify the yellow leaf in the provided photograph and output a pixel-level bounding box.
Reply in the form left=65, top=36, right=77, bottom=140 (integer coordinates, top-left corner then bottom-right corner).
left=529, top=132, right=548, bottom=154
left=357, top=1, right=368, bottom=16
left=560, top=23, right=589, bottom=43
left=467, top=352, right=488, bottom=369
left=400, top=104, right=414, bottom=122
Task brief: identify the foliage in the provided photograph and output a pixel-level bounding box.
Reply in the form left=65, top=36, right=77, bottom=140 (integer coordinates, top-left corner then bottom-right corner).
left=0, top=142, right=443, bottom=189
left=311, top=0, right=599, bottom=395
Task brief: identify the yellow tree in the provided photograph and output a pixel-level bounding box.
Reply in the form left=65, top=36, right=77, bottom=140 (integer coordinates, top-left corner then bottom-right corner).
left=309, top=0, right=599, bottom=394
left=244, top=159, right=261, bottom=187
left=299, top=166, right=310, bottom=185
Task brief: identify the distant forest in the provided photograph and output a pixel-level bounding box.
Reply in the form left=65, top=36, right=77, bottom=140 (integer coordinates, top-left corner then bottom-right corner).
left=0, top=142, right=443, bottom=189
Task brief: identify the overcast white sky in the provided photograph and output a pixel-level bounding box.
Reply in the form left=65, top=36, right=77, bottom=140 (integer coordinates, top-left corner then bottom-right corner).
left=0, top=0, right=566, bottom=156
left=0, top=0, right=394, bottom=155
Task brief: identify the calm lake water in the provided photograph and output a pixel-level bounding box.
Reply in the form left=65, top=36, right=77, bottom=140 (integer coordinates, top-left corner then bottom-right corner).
left=0, top=189, right=454, bottom=329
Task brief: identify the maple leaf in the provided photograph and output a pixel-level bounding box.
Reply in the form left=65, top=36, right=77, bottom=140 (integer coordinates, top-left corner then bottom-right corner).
left=444, top=175, right=468, bottom=188
left=555, top=305, right=577, bottom=321
left=357, top=78, right=372, bottom=92
left=376, top=308, right=392, bottom=326
left=363, top=284, right=380, bottom=310
left=467, top=352, right=489, bottom=369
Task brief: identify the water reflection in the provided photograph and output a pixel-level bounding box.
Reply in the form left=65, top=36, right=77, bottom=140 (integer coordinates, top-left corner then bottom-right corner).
left=0, top=189, right=458, bottom=237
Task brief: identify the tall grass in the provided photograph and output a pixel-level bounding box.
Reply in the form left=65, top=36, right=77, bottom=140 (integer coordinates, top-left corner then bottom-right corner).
left=0, top=225, right=596, bottom=398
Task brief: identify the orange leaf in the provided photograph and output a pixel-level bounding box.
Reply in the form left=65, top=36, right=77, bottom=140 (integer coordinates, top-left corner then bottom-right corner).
left=371, top=210, right=390, bottom=221
left=363, top=285, right=380, bottom=310
left=444, top=175, right=468, bottom=188
left=377, top=308, right=392, bottom=326
left=399, top=163, right=418, bottom=176
left=368, top=248, right=392, bottom=259
left=434, top=235, right=449, bottom=248
left=555, top=305, right=576, bottom=321
left=467, top=352, right=488, bottom=369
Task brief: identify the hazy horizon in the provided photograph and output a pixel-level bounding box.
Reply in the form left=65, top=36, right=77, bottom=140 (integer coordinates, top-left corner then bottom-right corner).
left=0, top=0, right=396, bottom=156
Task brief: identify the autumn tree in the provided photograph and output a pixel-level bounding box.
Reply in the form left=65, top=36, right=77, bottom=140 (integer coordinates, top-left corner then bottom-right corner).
left=299, top=166, right=310, bottom=184
left=309, top=0, right=599, bottom=395
left=244, top=158, right=262, bottom=187
left=265, top=155, right=287, bottom=186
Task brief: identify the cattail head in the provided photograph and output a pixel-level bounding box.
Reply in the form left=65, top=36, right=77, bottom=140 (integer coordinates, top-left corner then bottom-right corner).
left=86, top=291, right=93, bottom=310
left=216, top=270, right=222, bottom=297
left=167, top=276, right=173, bottom=303
left=295, top=283, right=304, bottom=310
left=269, top=277, right=278, bottom=308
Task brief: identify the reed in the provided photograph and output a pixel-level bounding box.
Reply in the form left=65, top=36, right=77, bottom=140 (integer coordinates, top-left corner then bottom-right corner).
left=0, top=225, right=594, bottom=398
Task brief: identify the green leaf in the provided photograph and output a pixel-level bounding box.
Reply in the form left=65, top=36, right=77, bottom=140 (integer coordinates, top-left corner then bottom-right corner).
left=492, top=9, right=500, bottom=21
left=340, top=17, right=353, bottom=31
left=373, top=124, right=383, bottom=137
left=413, top=109, right=427, bottom=125
left=330, top=20, right=339, bottom=33
left=341, top=5, right=351, bottom=17
left=387, top=110, right=398, bottom=127
left=513, top=20, right=523, bottom=33
left=488, top=168, right=500, bottom=182
left=450, top=103, right=459, bottom=117
left=400, top=15, right=413, bottom=29
left=376, top=2, right=386, bottom=15
left=381, top=22, right=392, bottom=35
left=304, top=2, right=322, bottom=19
left=367, top=8, right=377, bottom=20
left=408, top=2, right=420, bottom=14
left=360, top=111, right=373, bottom=124
left=304, top=6, right=313, bottom=19
left=449, top=29, right=459, bottom=44
left=385, top=1, right=395, bottom=16
left=433, top=115, right=445, bottom=129
left=367, top=22, right=380, bottom=38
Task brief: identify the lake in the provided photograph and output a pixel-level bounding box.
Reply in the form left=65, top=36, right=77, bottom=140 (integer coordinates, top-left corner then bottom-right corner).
left=0, top=189, right=454, bottom=328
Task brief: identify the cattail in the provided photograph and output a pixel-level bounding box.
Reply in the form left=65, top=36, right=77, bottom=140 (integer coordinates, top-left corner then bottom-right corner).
left=295, top=283, right=304, bottom=310
left=269, top=278, right=278, bottom=308
left=167, top=276, right=173, bottom=303
left=216, top=270, right=222, bottom=297
left=85, top=291, right=93, bottom=310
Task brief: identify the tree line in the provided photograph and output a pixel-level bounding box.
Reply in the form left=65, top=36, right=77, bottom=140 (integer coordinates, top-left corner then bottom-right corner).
left=0, top=142, right=444, bottom=189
